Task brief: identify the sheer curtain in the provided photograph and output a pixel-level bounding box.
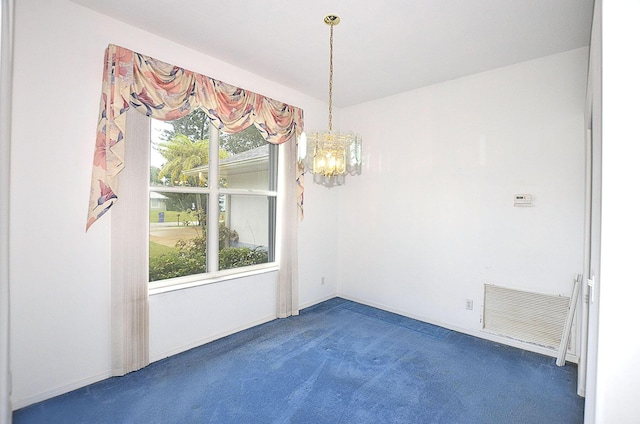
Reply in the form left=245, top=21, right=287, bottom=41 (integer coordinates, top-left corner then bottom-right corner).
left=87, top=45, right=304, bottom=374
left=277, top=138, right=301, bottom=318
left=110, top=110, right=149, bottom=375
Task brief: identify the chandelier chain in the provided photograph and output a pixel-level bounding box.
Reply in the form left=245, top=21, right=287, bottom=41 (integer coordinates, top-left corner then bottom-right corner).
left=328, top=21, right=334, bottom=132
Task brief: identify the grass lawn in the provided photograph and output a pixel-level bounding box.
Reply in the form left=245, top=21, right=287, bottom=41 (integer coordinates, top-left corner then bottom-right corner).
left=149, top=240, right=177, bottom=259
left=150, top=210, right=189, bottom=224
left=150, top=209, right=217, bottom=224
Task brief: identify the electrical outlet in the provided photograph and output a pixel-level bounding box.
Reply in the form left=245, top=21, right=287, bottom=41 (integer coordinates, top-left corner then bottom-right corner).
left=321, top=277, right=325, bottom=285
left=465, top=299, right=473, bottom=310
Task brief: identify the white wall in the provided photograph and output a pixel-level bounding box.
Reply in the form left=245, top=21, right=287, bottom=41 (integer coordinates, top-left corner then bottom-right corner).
left=337, top=48, right=589, bottom=350
left=594, top=0, right=640, bottom=422
left=1, top=1, right=15, bottom=422
left=149, top=272, right=278, bottom=362
left=9, top=0, right=335, bottom=408
left=297, top=181, right=340, bottom=307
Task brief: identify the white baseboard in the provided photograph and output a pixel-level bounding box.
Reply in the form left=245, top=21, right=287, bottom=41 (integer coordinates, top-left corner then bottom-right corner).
left=11, top=370, right=112, bottom=411
left=337, top=293, right=579, bottom=364
left=149, top=313, right=277, bottom=364
left=13, top=314, right=279, bottom=411
left=298, top=294, right=337, bottom=311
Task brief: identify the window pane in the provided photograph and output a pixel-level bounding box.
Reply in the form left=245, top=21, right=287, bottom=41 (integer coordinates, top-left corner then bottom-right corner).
left=150, top=111, right=210, bottom=188
left=149, top=193, right=208, bottom=282
left=218, top=194, right=271, bottom=270
left=219, top=126, right=271, bottom=190
left=147, top=110, right=279, bottom=286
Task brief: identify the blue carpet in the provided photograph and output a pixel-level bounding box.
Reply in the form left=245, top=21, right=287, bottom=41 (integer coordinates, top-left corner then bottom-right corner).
left=13, top=298, right=584, bottom=423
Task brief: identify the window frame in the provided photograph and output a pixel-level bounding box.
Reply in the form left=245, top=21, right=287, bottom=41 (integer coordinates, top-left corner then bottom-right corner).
left=147, top=117, right=280, bottom=294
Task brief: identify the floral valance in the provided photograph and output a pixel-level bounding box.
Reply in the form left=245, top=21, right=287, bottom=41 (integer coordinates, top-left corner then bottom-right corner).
left=87, top=44, right=304, bottom=230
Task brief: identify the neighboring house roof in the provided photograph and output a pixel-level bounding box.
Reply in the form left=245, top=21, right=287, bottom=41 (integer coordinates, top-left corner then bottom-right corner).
left=150, top=191, right=169, bottom=200
left=183, top=144, right=269, bottom=177
left=220, top=144, right=269, bottom=164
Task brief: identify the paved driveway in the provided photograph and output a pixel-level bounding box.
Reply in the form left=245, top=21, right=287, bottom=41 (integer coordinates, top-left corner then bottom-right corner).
left=149, top=224, right=201, bottom=247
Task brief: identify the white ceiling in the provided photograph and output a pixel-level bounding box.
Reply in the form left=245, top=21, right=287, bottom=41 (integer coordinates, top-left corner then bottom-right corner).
left=70, top=0, right=594, bottom=108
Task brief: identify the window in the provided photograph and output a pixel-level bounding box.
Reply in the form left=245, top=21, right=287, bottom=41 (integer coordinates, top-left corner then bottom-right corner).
left=148, top=109, right=278, bottom=288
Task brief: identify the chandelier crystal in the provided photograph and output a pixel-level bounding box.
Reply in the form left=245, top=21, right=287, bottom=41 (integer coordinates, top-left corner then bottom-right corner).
left=298, top=15, right=362, bottom=187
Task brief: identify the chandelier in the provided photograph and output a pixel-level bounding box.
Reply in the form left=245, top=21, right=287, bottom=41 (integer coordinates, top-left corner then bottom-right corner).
left=298, top=15, right=362, bottom=187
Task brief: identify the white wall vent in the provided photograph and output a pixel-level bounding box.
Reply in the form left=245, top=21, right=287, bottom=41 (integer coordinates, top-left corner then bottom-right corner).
left=482, top=284, right=570, bottom=350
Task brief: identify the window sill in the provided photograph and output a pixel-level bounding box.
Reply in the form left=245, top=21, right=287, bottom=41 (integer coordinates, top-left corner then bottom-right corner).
left=148, top=264, right=280, bottom=296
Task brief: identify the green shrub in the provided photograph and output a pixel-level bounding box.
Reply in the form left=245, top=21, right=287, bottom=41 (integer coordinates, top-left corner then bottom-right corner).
left=149, top=226, right=267, bottom=281
left=219, top=247, right=268, bottom=270
left=149, top=236, right=206, bottom=281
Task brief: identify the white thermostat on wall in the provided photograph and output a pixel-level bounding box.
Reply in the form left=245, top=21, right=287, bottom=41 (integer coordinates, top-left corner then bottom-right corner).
left=514, top=194, right=532, bottom=206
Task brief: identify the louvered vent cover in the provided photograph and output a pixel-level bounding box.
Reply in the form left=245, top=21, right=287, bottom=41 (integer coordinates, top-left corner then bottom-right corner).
left=482, top=284, right=570, bottom=350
